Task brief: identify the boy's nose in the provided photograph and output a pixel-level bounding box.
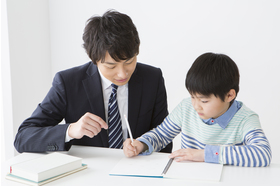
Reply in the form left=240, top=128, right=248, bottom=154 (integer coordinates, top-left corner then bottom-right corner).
left=193, top=101, right=201, bottom=110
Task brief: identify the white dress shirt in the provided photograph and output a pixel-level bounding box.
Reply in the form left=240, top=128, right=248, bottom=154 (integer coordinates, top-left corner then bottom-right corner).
left=65, top=68, right=128, bottom=142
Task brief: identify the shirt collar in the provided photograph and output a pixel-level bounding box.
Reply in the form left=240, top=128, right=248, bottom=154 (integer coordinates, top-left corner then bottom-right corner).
left=202, top=100, right=241, bottom=129
left=98, top=68, right=112, bottom=90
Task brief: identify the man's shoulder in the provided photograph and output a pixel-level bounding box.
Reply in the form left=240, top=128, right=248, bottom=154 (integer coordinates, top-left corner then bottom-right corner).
left=135, top=62, right=162, bottom=75
left=53, top=62, right=97, bottom=84
left=59, top=62, right=94, bottom=74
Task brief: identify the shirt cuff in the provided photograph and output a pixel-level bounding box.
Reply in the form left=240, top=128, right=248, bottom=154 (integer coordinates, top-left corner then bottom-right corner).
left=65, top=124, right=74, bottom=142
left=136, top=138, right=154, bottom=156
left=205, top=145, right=220, bottom=164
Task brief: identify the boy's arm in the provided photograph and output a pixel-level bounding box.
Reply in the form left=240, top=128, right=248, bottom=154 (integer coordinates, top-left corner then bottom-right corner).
left=137, top=116, right=181, bottom=153
left=205, top=128, right=272, bottom=167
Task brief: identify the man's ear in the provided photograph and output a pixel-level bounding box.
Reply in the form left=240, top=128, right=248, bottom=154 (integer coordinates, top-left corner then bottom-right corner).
left=226, top=89, right=236, bottom=103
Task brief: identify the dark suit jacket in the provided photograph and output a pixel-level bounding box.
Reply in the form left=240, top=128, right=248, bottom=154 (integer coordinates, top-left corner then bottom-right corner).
left=14, top=62, right=172, bottom=153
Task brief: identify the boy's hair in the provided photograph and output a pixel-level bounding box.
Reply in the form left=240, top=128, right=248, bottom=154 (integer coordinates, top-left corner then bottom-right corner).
left=185, top=52, right=240, bottom=102
left=82, top=10, right=140, bottom=64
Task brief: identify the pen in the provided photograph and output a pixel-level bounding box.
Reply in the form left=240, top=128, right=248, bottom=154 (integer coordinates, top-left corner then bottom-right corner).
left=161, top=158, right=174, bottom=176
left=124, top=115, right=134, bottom=143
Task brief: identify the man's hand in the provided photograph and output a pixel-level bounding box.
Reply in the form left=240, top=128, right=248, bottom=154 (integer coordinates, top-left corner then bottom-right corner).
left=123, top=139, right=146, bottom=158
left=169, top=149, right=205, bottom=162
left=68, top=112, right=108, bottom=139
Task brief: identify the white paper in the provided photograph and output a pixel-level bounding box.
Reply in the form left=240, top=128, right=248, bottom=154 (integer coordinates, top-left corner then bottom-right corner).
left=166, top=160, right=223, bottom=181
left=109, top=152, right=223, bottom=181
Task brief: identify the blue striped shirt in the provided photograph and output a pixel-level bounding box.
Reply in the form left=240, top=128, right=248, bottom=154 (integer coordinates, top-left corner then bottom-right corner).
left=137, top=98, right=272, bottom=167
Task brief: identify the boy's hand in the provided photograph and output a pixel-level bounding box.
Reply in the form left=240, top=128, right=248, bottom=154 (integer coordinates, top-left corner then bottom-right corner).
left=169, top=149, right=205, bottom=162
left=68, top=112, right=108, bottom=139
left=123, top=139, right=145, bottom=157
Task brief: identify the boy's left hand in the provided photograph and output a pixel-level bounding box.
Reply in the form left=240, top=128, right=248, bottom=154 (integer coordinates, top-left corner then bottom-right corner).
left=169, top=149, right=205, bottom=162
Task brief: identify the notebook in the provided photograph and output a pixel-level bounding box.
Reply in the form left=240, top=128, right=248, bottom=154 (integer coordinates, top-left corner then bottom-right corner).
left=109, top=152, right=223, bottom=182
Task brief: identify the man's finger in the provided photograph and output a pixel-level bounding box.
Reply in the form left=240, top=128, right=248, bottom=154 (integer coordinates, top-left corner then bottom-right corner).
left=87, top=113, right=108, bottom=129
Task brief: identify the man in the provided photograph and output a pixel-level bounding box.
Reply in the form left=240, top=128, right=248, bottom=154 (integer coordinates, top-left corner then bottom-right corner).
left=14, top=10, right=172, bottom=153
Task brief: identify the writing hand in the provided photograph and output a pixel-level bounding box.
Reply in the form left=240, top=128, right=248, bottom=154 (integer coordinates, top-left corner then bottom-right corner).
left=169, top=149, right=205, bottom=162
left=68, top=112, right=108, bottom=139
left=123, top=139, right=145, bottom=158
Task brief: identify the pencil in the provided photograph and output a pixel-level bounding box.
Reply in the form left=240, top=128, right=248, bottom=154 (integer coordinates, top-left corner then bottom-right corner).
left=124, top=115, right=133, bottom=142
left=161, top=158, right=174, bottom=175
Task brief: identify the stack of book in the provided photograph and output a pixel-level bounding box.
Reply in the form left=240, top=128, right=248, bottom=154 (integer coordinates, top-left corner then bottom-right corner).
left=6, top=152, right=87, bottom=186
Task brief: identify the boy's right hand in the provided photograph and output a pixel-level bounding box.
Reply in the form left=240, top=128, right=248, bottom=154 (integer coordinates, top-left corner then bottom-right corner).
left=68, top=112, right=108, bottom=139
left=123, top=139, right=145, bottom=158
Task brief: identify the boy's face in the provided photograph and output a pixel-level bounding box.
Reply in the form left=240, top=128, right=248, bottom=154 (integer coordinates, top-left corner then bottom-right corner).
left=97, top=52, right=137, bottom=86
left=191, top=93, right=232, bottom=120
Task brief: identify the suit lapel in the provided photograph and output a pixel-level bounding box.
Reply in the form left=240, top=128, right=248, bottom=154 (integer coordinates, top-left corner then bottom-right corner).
left=128, top=68, right=142, bottom=137
left=82, top=64, right=109, bottom=147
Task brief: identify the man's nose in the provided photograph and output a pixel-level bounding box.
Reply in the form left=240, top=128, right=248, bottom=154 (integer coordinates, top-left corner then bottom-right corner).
left=117, top=67, right=127, bottom=78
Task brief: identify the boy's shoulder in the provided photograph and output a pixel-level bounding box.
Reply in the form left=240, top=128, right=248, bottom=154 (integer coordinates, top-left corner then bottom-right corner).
left=232, top=101, right=260, bottom=127
left=177, top=97, right=193, bottom=108
left=172, top=97, right=194, bottom=114
left=235, top=101, right=258, bottom=117
left=232, top=101, right=262, bottom=134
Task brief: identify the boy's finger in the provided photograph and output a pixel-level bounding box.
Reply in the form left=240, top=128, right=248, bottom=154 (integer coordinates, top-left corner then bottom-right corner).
left=169, top=151, right=178, bottom=158
left=131, top=140, right=137, bottom=146
left=130, top=141, right=138, bottom=154
left=126, top=142, right=136, bottom=152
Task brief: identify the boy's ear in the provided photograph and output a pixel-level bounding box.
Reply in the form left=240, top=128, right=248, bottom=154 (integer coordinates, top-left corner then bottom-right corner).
left=225, top=89, right=236, bottom=103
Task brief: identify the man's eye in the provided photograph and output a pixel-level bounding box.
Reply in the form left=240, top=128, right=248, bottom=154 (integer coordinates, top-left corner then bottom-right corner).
left=125, top=61, right=133, bottom=65
left=107, top=66, right=116, bottom=69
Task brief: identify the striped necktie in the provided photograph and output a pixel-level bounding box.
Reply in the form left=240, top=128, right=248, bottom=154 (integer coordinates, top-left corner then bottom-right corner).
left=108, top=84, right=123, bottom=149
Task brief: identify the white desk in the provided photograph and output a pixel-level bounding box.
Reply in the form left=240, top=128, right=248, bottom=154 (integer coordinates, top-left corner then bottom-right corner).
left=2, top=145, right=280, bottom=186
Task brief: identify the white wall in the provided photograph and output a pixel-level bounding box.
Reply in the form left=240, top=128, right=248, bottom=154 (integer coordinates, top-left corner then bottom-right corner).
left=4, top=0, right=52, bottom=158
left=1, top=0, right=14, bottom=164
left=4, top=0, right=280, bottom=163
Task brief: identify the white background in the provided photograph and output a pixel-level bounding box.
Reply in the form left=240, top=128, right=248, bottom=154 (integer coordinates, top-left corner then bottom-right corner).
left=2, top=0, right=280, bottom=164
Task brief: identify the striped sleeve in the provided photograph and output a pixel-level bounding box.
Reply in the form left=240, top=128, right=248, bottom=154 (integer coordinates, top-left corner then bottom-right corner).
left=220, top=129, right=272, bottom=167
left=138, top=116, right=181, bottom=152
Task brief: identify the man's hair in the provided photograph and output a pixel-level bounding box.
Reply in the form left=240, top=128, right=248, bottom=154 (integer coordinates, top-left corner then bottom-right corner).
left=185, top=52, right=240, bottom=102
left=82, top=10, right=140, bottom=64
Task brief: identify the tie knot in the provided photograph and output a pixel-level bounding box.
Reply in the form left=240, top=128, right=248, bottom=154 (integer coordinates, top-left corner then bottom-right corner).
left=111, top=84, right=118, bottom=91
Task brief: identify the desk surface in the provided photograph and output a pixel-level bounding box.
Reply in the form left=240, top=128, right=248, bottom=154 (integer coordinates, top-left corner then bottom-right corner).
left=2, top=145, right=280, bottom=186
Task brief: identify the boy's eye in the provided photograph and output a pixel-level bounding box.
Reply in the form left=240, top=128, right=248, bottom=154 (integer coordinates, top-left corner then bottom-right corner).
left=201, top=101, right=208, bottom=103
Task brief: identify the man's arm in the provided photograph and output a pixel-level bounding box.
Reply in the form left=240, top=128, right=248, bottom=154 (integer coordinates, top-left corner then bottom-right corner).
left=14, top=72, right=70, bottom=153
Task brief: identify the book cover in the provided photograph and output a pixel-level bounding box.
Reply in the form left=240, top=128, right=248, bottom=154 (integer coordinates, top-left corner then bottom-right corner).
left=6, top=164, right=87, bottom=186
left=6, top=152, right=87, bottom=185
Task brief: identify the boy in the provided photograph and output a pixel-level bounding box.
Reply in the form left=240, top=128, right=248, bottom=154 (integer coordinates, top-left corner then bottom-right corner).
left=14, top=10, right=172, bottom=153
left=123, top=52, right=272, bottom=167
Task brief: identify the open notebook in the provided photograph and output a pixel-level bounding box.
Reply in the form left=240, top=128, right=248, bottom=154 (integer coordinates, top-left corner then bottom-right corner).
left=109, top=152, right=223, bottom=182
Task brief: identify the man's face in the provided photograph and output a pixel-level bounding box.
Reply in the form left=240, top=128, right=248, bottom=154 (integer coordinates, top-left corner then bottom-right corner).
left=191, top=93, right=230, bottom=120
left=96, top=52, right=137, bottom=86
